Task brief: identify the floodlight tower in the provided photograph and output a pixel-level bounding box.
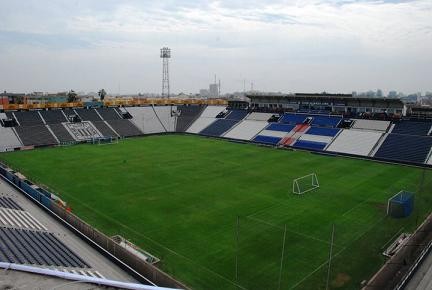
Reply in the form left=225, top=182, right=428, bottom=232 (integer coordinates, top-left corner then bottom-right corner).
left=160, top=47, right=171, bottom=98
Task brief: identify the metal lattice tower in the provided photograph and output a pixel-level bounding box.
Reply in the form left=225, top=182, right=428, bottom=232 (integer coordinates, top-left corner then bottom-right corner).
left=160, top=47, right=171, bottom=98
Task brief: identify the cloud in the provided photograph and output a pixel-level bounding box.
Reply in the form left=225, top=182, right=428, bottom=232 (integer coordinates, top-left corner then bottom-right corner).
left=0, top=0, right=431, bottom=94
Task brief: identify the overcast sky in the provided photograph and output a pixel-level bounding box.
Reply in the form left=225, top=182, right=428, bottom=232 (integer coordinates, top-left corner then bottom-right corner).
left=0, top=0, right=431, bottom=95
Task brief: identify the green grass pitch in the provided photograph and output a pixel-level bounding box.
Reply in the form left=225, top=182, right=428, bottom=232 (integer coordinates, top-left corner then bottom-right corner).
left=0, top=135, right=430, bottom=289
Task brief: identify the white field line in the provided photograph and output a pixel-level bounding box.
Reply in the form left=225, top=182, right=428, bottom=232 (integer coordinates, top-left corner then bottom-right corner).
left=60, top=193, right=247, bottom=290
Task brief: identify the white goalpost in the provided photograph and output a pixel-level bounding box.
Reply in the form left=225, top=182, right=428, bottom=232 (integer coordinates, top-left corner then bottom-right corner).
left=292, top=173, right=320, bottom=194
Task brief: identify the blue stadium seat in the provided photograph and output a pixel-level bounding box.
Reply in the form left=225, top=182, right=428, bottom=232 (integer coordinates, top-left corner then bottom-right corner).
left=293, top=140, right=327, bottom=150
left=225, top=110, right=249, bottom=121
left=266, top=123, right=295, bottom=132
left=280, top=113, right=306, bottom=124
left=252, top=135, right=281, bottom=145
left=374, top=134, right=432, bottom=164
left=391, top=121, right=431, bottom=136
left=310, top=115, right=342, bottom=128
left=200, top=119, right=239, bottom=136
left=306, top=127, right=340, bottom=137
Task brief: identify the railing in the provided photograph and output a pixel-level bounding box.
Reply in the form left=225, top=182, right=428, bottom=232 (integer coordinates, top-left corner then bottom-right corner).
left=1, top=99, right=228, bottom=111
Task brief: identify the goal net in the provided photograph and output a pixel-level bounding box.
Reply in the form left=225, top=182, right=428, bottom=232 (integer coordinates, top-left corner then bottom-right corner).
left=91, top=136, right=119, bottom=145
left=292, top=173, right=319, bottom=194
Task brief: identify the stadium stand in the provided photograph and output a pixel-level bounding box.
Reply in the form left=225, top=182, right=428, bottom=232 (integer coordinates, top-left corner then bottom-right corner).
left=245, top=112, right=274, bottom=121
left=106, top=119, right=142, bottom=137
left=223, top=120, right=268, bottom=140
left=64, top=122, right=101, bottom=141
left=175, top=105, right=205, bottom=132
left=199, top=119, right=239, bottom=137
left=280, top=113, right=307, bottom=124
left=326, top=129, right=383, bottom=156
left=296, top=134, right=333, bottom=144
left=279, top=124, right=310, bottom=146
left=293, top=140, right=327, bottom=150
left=0, top=227, right=89, bottom=268
left=74, top=108, right=102, bottom=122
left=374, top=134, right=432, bottom=164
left=310, top=115, right=342, bottom=128
left=306, top=127, right=340, bottom=137
left=12, top=111, right=44, bottom=126
left=252, top=123, right=295, bottom=145
left=14, top=125, right=58, bottom=146
left=186, top=106, right=226, bottom=134
left=0, top=127, right=22, bottom=151
left=125, top=106, right=166, bottom=133
left=225, top=110, right=249, bottom=121
left=96, top=108, right=122, bottom=120
left=39, top=110, right=68, bottom=124
left=199, top=110, right=248, bottom=137
left=0, top=208, right=47, bottom=231
left=48, top=124, right=75, bottom=143
left=154, top=106, right=176, bottom=132
left=266, top=123, right=296, bottom=133
left=391, top=121, right=431, bottom=136
left=252, top=135, right=282, bottom=145
left=351, top=119, right=390, bottom=132
left=92, top=121, right=118, bottom=138
left=0, top=197, right=23, bottom=210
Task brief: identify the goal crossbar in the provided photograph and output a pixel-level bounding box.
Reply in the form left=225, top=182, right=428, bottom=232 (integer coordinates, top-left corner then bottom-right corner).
left=292, top=173, right=319, bottom=195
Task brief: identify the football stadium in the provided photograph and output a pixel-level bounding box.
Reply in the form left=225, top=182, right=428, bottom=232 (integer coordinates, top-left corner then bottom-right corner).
left=0, top=97, right=431, bottom=290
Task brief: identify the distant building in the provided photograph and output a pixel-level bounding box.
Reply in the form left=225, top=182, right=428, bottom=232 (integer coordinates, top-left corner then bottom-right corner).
left=209, top=84, right=219, bottom=98
left=247, top=92, right=405, bottom=115
left=388, top=91, right=398, bottom=98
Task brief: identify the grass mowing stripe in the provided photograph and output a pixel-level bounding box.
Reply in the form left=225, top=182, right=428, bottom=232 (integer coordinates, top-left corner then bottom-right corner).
left=0, top=134, right=428, bottom=290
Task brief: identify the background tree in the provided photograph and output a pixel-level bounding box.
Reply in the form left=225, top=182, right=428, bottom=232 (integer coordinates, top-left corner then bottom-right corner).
left=67, top=90, right=78, bottom=103
left=98, top=89, right=107, bottom=101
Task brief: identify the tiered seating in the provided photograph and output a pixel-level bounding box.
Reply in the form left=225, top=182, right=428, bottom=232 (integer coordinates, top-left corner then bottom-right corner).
left=223, top=120, right=268, bottom=140
left=74, top=108, right=102, bottom=121
left=96, top=107, right=122, bottom=120
left=13, top=111, right=44, bottom=126
left=326, top=129, right=382, bottom=156
left=279, top=124, right=310, bottom=146
left=0, top=227, right=89, bottom=268
left=39, top=110, right=67, bottom=124
left=126, top=106, right=166, bottom=133
left=154, top=106, right=177, bottom=132
left=310, top=115, right=342, bottom=128
left=175, top=105, right=205, bottom=132
left=15, top=125, right=57, bottom=146
left=293, top=140, right=327, bottom=150
left=0, top=197, right=23, bottom=210
left=63, top=122, right=101, bottom=141
left=186, top=106, right=226, bottom=133
left=199, top=110, right=248, bottom=137
left=391, top=121, right=431, bottom=136
left=0, top=126, right=22, bottom=151
left=107, top=119, right=142, bottom=137
left=374, top=134, right=432, bottom=164
left=48, top=123, right=75, bottom=143
left=293, top=127, right=340, bottom=151
left=92, top=121, right=118, bottom=138
left=252, top=135, right=282, bottom=145
left=351, top=119, right=390, bottom=132
left=0, top=208, right=47, bottom=231
left=225, top=110, right=249, bottom=121
left=200, top=119, right=239, bottom=137
left=246, top=112, right=274, bottom=121
left=306, top=127, right=340, bottom=137
left=253, top=124, right=295, bottom=145
left=280, top=113, right=306, bottom=124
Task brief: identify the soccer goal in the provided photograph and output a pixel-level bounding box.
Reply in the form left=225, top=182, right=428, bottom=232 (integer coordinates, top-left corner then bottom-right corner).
left=91, top=136, right=120, bottom=145
left=292, top=173, right=319, bottom=194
